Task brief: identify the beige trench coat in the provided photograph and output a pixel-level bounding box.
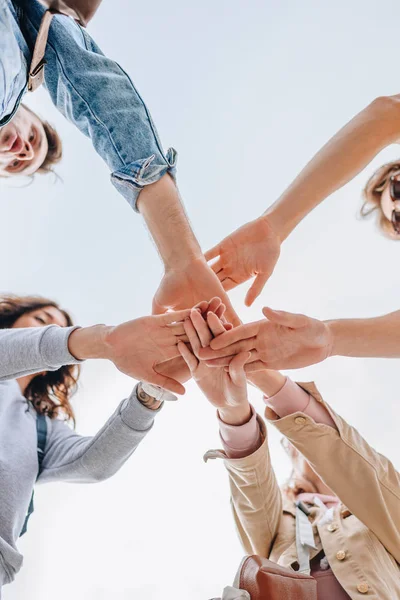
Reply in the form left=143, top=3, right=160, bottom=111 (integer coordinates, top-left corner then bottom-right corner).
left=205, top=383, right=400, bottom=600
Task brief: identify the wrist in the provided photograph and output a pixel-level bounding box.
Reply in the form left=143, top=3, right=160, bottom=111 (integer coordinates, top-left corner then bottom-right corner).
left=68, top=325, right=112, bottom=360
left=164, top=252, right=205, bottom=272
left=136, top=382, right=162, bottom=411
left=247, top=370, right=286, bottom=397
left=262, top=207, right=294, bottom=243
left=323, top=319, right=343, bottom=358
left=218, top=404, right=252, bottom=426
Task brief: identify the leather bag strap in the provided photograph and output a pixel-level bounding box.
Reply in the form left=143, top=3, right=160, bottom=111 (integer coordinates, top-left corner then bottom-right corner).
left=28, top=10, right=57, bottom=92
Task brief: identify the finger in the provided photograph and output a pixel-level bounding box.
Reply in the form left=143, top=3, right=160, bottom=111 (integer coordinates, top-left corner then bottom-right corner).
left=221, top=278, right=238, bottom=292
left=245, top=273, right=269, bottom=307
left=228, top=352, right=252, bottom=387
left=205, top=349, right=260, bottom=368
left=222, top=297, right=242, bottom=328
left=168, top=322, right=188, bottom=336
left=190, top=308, right=213, bottom=347
left=177, top=340, right=199, bottom=372
left=244, top=360, right=268, bottom=373
left=209, top=323, right=258, bottom=350
left=207, top=297, right=222, bottom=315
left=204, top=243, right=221, bottom=262
left=193, top=300, right=210, bottom=314
left=183, top=318, right=202, bottom=357
left=199, top=338, right=255, bottom=360
left=215, top=303, right=226, bottom=319
left=262, top=306, right=308, bottom=328
left=162, top=308, right=192, bottom=325
left=224, top=323, right=233, bottom=330
left=176, top=333, right=189, bottom=343
left=207, top=311, right=227, bottom=337
left=152, top=296, right=167, bottom=315
left=209, top=259, right=224, bottom=275
left=205, top=356, right=234, bottom=367
left=149, top=372, right=186, bottom=395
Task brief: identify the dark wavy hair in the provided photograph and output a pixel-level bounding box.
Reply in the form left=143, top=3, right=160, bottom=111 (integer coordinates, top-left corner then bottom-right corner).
left=0, top=295, right=79, bottom=424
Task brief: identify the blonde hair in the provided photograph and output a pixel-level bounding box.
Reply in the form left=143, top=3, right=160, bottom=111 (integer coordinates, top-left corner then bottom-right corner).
left=361, top=160, right=400, bottom=239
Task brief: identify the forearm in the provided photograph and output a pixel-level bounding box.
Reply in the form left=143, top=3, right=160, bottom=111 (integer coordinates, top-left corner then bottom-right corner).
left=0, top=326, right=82, bottom=380
left=248, top=371, right=336, bottom=428
left=264, top=96, right=400, bottom=240
left=327, top=309, right=400, bottom=358
left=40, top=386, right=162, bottom=483
left=137, top=175, right=202, bottom=269
left=269, top=387, right=400, bottom=562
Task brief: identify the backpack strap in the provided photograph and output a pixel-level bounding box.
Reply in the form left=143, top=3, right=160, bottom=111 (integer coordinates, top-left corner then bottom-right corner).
left=20, top=413, right=48, bottom=537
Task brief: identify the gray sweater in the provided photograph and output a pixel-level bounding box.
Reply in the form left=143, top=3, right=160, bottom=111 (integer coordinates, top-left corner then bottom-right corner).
left=0, top=326, right=160, bottom=586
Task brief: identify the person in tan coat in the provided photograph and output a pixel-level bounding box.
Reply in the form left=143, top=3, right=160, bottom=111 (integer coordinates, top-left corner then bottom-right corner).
left=178, top=307, right=400, bottom=600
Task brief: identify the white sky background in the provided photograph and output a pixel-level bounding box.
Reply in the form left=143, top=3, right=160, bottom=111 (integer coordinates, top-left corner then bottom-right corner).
left=2, top=0, right=400, bottom=597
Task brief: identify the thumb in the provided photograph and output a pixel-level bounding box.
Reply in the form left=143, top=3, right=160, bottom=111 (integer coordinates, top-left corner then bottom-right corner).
left=204, top=243, right=221, bottom=262
left=262, top=306, right=308, bottom=328
left=228, top=351, right=251, bottom=387
left=152, top=296, right=166, bottom=316
left=149, top=371, right=186, bottom=395
left=244, top=273, right=269, bottom=307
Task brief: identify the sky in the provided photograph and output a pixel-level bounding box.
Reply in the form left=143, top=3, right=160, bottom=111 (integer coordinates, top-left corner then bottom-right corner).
left=2, top=0, right=400, bottom=598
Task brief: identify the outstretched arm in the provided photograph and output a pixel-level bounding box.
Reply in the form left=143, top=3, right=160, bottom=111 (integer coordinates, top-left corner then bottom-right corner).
left=206, top=95, right=400, bottom=304
left=200, top=307, right=400, bottom=370
left=39, top=383, right=162, bottom=484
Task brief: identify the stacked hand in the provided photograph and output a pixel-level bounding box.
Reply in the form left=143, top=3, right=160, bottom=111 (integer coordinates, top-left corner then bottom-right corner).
left=177, top=307, right=252, bottom=426
left=199, top=306, right=333, bottom=371
left=152, top=257, right=241, bottom=326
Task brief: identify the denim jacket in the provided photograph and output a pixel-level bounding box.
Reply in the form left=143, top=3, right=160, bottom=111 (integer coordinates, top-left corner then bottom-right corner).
left=1, top=0, right=177, bottom=210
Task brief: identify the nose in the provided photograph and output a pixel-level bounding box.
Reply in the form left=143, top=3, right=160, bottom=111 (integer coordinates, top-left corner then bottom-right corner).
left=17, top=141, right=34, bottom=161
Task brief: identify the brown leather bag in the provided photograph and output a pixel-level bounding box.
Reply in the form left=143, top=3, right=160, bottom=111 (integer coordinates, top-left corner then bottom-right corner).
left=238, top=556, right=317, bottom=600
left=28, top=0, right=103, bottom=91
left=37, top=0, right=102, bottom=26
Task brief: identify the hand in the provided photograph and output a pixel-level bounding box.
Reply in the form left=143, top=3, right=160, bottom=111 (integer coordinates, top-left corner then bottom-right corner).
left=155, top=298, right=232, bottom=384
left=102, top=309, right=194, bottom=394
left=205, top=215, right=281, bottom=307
left=152, top=257, right=241, bottom=326
left=199, top=307, right=333, bottom=371
left=178, top=308, right=252, bottom=425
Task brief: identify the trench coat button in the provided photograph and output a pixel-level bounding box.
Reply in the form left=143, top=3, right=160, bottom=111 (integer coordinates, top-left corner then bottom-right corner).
left=357, top=583, right=369, bottom=594
left=294, top=416, right=306, bottom=425
left=327, top=524, right=338, bottom=532
left=336, top=550, right=346, bottom=561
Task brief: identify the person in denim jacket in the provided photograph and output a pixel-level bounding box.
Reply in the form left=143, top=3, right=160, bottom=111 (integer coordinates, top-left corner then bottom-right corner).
left=0, top=0, right=239, bottom=323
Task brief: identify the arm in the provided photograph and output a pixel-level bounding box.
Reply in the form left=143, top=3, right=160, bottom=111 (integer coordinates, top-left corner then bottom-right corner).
left=0, top=1, right=26, bottom=124
left=38, top=384, right=161, bottom=484
left=179, top=309, right=282, bottom=557
left=328, top=309, right=400, bottom=358
left=0, top=325, right=81, bottom=381
left=1, top=310, right=194, bottom=394
left=201, top=307, right=400, bottom=371
left=267, top=382, right=400, bottom=562
left=22, top=5, right=239, bottom=323
left=265, top=95, right=400, bottom=240
left=205, top=95, right=400, bottom=305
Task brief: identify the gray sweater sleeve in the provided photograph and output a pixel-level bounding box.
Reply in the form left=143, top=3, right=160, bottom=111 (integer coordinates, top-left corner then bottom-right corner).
left=0, top=325, right=83, bottom=381
left=38, top=387, right=161, bottom=484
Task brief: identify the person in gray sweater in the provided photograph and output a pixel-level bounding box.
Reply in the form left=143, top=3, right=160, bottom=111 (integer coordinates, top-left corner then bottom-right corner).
left=0, top=293, right=226, bottom=594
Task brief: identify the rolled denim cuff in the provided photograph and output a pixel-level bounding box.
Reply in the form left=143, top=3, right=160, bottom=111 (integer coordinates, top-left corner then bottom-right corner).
left=111, top=147, right=178, bottom=212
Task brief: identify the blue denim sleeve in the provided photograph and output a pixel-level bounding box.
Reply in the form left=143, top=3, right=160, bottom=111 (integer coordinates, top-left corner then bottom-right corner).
left=22, top=1, right=177, bottom=211
left=0, top=0, right=28, bottom=125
